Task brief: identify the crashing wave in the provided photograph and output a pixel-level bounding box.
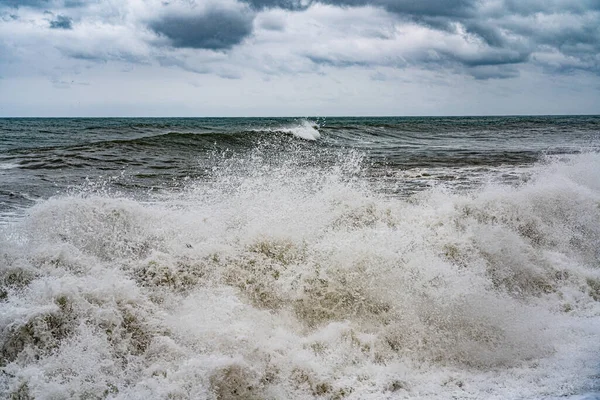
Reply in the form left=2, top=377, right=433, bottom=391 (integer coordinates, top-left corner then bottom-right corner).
left=1, top=152, right=600, bottom=399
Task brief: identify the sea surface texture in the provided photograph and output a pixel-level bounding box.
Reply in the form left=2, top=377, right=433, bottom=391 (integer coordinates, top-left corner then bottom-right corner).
left=1, top=116, right=600, bottom=399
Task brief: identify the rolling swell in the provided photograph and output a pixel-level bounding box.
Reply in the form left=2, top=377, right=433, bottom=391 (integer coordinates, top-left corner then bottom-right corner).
left=0, top=125, right=326, bottom=218
left=4, top=130, right=288, bottom=154
left=1, top=129, right=319, bottom=173
left=1, top=116, right=599, bottom=225
left=2, top=117, right=596, bottom=175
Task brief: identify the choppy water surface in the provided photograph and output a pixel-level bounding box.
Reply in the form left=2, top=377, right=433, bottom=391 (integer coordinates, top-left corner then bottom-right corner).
left=1, top=116, right=600, bottom=399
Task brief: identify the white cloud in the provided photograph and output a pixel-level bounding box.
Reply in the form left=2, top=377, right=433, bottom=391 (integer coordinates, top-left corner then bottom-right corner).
left=0, top=0, right=599, bottom=115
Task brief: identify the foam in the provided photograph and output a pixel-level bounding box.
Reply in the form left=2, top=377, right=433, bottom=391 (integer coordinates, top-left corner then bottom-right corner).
left=263, top=119, right=322, bottom=141
left=0, top=163, right=19, bottom=170
left=1, top=151, right=600, bottom=398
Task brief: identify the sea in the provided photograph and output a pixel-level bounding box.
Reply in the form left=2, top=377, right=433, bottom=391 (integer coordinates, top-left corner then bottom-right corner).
left=1, top=116, right=600, bottom=399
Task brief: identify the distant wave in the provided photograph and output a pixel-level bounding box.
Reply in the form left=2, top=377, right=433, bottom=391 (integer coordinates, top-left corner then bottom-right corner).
left=4, top=121, right=322, bottom=156
left=255, top=119, right=322, bottom=141
left=0, top=163, right=19, bottom=170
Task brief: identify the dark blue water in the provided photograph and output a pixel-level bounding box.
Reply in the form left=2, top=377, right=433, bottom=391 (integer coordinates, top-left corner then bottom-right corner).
left=1, top=116, right=599, bottom=218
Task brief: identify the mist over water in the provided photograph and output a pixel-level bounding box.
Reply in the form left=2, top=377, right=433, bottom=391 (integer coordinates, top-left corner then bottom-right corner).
left=1, top=117, right=600, bottom=399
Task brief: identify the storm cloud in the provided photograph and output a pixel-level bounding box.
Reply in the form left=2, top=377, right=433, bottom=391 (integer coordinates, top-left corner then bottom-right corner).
left=1, top=0, right=598, bottom=75
left=324, top=0, right=477, bottom=17
left=243, top=0, right=600, bottom=75
left=243, top=0, right=308, bottom=10
left=0, top=0, right=51, bottom=7
left=49, top=14, right=72, bottom=29
left=149, top=8, right=254, bottom=50
left=0, top=0, right=87, bottom=8
left=0, top=0, right=599, bottom=116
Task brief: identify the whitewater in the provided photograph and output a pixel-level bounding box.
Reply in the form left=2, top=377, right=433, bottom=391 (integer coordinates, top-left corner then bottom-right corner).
left=1, top=117, right=600, bottom=399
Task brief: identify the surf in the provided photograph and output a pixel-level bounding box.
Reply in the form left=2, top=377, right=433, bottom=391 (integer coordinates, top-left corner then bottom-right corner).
left=1, top=148, right=600, bottom=399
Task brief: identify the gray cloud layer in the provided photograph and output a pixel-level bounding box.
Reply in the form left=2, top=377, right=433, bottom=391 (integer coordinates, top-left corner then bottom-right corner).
left=0, top=0, right=599, bottom=80
left=247, top=0, right=599, bottom=75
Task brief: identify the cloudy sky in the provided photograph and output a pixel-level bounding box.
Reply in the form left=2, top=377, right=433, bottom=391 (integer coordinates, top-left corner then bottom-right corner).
left=0, top=0, right=599, bottom=116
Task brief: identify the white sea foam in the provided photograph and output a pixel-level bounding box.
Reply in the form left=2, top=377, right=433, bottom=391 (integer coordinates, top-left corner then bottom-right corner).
left=262, top=119, right=321, bottom=141
left=1, top=152, right=600, bottom=399
left=0, top=163, right=19, bottom=171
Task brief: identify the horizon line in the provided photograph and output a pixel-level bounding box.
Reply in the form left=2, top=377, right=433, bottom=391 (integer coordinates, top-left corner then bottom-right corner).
left=1, top=113, right=599, bottom=119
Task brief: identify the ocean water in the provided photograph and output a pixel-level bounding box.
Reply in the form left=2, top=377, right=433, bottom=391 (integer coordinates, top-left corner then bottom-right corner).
left=1, top=116, right=600, bottom=399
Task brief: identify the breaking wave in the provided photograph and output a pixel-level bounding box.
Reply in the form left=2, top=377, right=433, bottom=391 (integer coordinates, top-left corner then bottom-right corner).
left=1, top=151, right=600, bottom=399
left=0, top=163, right=19, bottom=171
left=272, top=119, right=321, bottom=141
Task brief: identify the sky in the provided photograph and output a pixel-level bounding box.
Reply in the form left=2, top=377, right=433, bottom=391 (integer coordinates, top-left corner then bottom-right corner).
left=0, top=0, right=599, bottom=117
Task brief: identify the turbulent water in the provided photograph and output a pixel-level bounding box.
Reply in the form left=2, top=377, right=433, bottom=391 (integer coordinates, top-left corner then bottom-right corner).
left=1, top=116, right=600, bottom=399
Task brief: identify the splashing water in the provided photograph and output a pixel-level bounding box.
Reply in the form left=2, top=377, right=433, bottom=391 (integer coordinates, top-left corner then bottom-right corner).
left=1, top=148, right=600, bottom=399
left=264, top=119, right=322, bottom=141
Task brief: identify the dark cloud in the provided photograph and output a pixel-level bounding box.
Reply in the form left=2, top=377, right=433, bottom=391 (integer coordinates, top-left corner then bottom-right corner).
left=3, top=0, right=599, bottom=79
left=468, top=65, right=520, bottom=80
left=451, top=50, right=530, bottom=68
left=60, top=47, right=149, bottom=65
left=306, top=46, right=527, bottom=79
left=302, top=0, right=599, bottom=76
left=243, top=0, right=308, bottom=10
left=503, top=0, right=600, bottom=16
left=49, top=14, right=72, bottom=29
left=0, top=12, right=18, bottom=21
left=65, top=51, right=107, bottom=62
left=244, top=0, right=478, bottom=16
left=0, top=0, right=87, bottom=8
left=354, top=0, right=476, bottom=18
left=246, top=0, right=477, bottom=15
left=63, top=0, right=87, bottom=6
left=306, top=55, right=374, bottom=68
left=150, top=8, right=254, bottom=50
left=524, top=24, right=598, bottom=54
left=0, top=0, right=50, bottom=7
left=463, top=22, right=507, bottom=48
left=501, top=11, right=600, bottom=73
